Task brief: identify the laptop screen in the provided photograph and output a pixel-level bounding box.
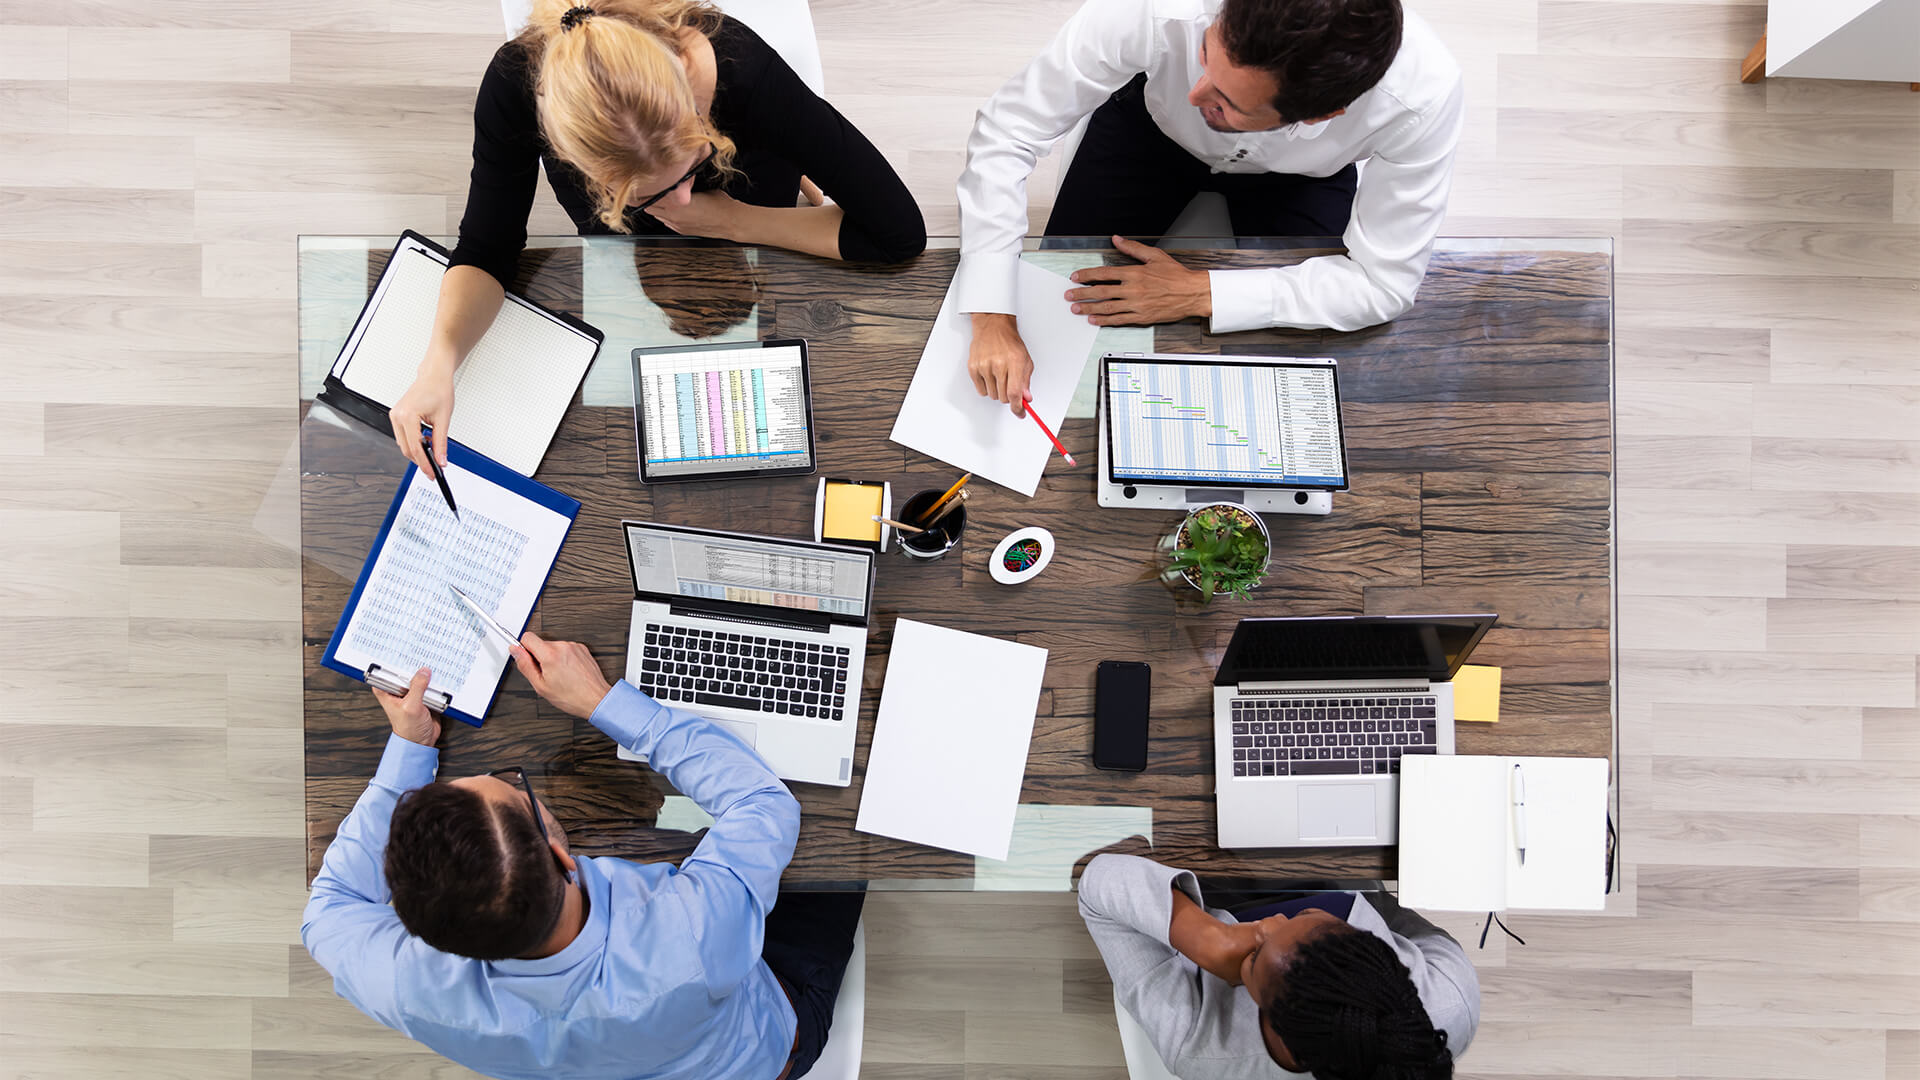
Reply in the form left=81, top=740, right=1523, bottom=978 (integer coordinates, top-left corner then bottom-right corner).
left=1215, top=615, right=1497, bottom=685
left=624, top=523, right=872, bottom=621
left=1103, top=355, right=1348, bottom=490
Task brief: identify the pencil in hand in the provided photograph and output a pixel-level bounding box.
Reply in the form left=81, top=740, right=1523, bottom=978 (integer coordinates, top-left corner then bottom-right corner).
left=1021, top=399, right=1075, bottom=465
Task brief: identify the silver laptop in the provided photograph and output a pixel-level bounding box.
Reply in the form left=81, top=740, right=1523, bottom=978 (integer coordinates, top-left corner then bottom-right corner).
left=1214, top=615, right=1496, bottom=848
left=1096, top=352, right=1345, bottom=516
left=615, top=521, right=874, bottom=787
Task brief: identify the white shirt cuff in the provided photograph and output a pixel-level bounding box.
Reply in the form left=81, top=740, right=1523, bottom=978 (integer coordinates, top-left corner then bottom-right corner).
left=954, top=251, right=1022, bottom=315
left=1205, top=269, right=1272, bottom=335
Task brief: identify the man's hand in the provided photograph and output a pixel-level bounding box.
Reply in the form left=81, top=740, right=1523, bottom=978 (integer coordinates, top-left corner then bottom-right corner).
left=645, top=190, right=744, bottom=241
left=374, top=667, right=442, bottom=747
left=389, top=359, right=456, bottom=471
left=967, top=312, right=1035, bottom=417
left=1065, top=235, right=1213, bottom=326
left=510, top=631, right=614, bottom=720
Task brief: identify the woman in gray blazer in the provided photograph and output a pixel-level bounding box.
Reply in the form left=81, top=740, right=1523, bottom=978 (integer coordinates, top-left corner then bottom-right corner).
left=1078, top=853, right=1478, bottom=1078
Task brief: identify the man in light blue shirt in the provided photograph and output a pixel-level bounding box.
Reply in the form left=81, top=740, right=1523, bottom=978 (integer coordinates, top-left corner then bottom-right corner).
left=302, top=632, right=862, bottom=1080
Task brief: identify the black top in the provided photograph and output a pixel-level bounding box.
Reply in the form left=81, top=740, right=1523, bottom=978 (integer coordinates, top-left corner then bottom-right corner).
left=449, top=17, right=926, bottom=285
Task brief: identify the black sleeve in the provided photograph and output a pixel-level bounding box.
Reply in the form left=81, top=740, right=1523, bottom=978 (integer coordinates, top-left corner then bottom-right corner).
left=732, top=34, right=926, bottom=264
left=447, top=44, right=543, bottom=288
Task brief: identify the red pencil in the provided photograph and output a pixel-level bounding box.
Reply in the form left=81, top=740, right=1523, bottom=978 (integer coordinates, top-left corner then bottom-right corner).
left=1021, top=399, right=1076, bottom=466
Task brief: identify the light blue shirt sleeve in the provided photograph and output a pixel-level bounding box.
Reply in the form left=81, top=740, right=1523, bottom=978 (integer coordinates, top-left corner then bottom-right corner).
left=589, top=680, right=802, bottom=995
left=300, top=732, right=440, bottom=1031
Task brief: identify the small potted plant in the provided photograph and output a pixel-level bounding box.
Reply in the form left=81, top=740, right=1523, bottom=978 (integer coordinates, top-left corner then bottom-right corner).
left=1160, top=502, right=1271, bottom=604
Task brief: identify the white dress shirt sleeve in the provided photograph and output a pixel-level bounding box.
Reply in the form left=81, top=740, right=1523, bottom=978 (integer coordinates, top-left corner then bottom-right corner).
left=1207, top=75, right=1466, bottom=333
left=955, top=0, right=1160, bottom=315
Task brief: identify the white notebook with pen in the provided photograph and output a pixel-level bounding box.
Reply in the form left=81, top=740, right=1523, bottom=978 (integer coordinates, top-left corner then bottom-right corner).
left=328, top=232, right=602, bottom=477
left=1397, top=755, right=1610, bottom=912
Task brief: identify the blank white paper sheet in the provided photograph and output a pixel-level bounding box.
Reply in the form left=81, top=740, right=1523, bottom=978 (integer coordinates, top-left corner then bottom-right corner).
left=855, top=619, right=1049, bottom=860
left=889, top=260, right=1101, bottom=496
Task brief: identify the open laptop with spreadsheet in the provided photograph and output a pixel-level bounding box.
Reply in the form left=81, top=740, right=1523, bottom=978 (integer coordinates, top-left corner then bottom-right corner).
left=1214, top=614, right=1496, bottom=848
left=614, top=521, right=873, bottom=787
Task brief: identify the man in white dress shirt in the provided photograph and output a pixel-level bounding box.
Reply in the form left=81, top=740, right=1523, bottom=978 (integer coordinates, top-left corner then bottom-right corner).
left=956, top=0, right=1464, bottom=415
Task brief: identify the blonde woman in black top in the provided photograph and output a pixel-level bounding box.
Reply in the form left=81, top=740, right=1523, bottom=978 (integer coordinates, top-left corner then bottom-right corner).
left=390, top=0, right=926, bottom=470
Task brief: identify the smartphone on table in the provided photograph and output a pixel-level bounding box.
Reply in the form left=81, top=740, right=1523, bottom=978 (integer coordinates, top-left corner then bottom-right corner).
left=1092, top=660, right=1151, bottom=772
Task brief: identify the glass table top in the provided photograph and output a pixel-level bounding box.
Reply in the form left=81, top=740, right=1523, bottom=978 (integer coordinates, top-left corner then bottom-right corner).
left=296, top=235, right=1616, bottom=891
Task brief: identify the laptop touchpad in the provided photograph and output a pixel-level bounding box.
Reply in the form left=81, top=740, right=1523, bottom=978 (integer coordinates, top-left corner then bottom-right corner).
left=1297, top=785, right=1377, bottom=840
left=715, top=718, right=758, bottom=748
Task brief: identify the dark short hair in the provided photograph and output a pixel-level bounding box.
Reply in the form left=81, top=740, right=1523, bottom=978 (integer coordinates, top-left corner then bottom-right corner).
left=384, top=781, right=567, bottom=960
left=1216, top=0, right=1404, bottom=125
left=1260, top=925, right=1453, bottom=1079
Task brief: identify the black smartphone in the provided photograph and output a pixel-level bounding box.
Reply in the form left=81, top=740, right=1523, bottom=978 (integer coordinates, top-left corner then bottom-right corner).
left=1093, top=660, right=1152, bottom=772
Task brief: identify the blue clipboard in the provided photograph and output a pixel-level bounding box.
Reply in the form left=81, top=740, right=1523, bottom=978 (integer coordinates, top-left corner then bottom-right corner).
left=320, top=440, right=581, bottom=727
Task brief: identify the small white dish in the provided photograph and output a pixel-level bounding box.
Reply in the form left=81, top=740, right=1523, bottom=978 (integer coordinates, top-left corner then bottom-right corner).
left=989, top=527, right=1055, bottom=585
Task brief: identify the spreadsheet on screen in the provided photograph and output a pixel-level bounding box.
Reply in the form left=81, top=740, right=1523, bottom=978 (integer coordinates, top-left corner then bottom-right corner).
left=1106, top=359, right=1346, bottom=488
left=638, top=344, right=811, bottom=477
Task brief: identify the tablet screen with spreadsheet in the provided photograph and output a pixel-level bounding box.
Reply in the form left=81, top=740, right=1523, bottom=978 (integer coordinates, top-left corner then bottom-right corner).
left=1102, top=355, right=1348, bottom=490
left=631, top=339, right=817, bottom=483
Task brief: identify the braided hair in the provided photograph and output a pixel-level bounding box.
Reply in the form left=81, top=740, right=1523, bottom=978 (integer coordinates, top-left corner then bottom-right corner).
left=1260, top=927, right=1453, bottom=1080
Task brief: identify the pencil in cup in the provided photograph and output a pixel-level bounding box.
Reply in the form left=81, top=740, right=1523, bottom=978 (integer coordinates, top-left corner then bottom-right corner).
left=896, top=488, right=968, bottom=559
left=917, top=473, right=971, bottom=525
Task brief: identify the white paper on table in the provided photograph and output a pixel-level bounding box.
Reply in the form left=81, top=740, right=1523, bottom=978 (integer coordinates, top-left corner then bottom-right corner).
left=333, top=462, right=572, bottom=718
left=889, top=260, right=1101, bottom=496
left=855, top=619, right=1049, bottom=860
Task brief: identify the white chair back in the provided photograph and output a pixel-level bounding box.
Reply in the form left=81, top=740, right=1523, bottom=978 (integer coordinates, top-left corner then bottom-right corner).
left=497, top=0, right=826, bottom=97
left=1114, top=989, right=1185, bottom=1080
left=803, top=918, right=867, bottom=1080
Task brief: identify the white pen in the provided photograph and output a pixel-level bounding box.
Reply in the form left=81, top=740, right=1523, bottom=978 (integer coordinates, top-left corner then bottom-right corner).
left=1511, top=763, right=1528, bottom=867
left=450, top=585, right=519, bottom=650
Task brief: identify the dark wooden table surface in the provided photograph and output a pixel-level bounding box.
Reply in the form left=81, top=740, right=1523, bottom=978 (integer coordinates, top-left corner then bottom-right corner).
left=302, top=240, right=1615, bottom=889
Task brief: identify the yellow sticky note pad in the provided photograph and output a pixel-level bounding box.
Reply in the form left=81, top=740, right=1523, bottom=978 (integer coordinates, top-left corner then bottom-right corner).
left=822, top=481, right=884, bottom=543
left=1453, top=664, right=1501, bottom=723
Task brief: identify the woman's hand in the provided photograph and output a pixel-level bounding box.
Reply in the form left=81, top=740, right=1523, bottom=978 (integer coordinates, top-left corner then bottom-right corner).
left=645, top=190, right=744, bottom=241
left=1169, top=888, right=1259, bottom=985
left=389, top=357, right=456, bottom=471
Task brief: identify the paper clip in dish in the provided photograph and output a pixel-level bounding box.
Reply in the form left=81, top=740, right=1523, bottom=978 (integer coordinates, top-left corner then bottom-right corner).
left=366, top=661, right=452, bottom=714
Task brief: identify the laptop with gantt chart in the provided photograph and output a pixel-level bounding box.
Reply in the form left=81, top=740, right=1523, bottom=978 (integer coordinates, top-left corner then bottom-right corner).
left=615, top=521, right=874, bottom=787
left=1214, top=614, right=1497, bottom=849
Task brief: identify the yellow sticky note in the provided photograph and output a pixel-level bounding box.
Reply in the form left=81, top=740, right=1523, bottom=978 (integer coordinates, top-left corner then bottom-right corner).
left=1453, top=664, right=1502, bottom=723
left=822, top=482, right=884, bottom=543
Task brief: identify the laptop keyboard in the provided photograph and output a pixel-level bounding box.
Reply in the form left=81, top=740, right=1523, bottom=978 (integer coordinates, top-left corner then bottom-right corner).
left=1230, top=694, right=1438, bottom=778
left=637, top=623, right=852, bottom=721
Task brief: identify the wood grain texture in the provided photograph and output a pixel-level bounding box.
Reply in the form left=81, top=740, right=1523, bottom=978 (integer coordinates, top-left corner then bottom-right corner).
left=301, top=244, right=1615, bottom=885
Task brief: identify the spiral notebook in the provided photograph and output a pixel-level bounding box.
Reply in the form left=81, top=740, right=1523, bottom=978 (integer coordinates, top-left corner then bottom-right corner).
left=322, top=231, right=603, bottom=477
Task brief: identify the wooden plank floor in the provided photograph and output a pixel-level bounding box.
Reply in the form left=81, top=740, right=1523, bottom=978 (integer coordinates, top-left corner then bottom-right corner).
left=2, top=1, right=1916, bottom=1077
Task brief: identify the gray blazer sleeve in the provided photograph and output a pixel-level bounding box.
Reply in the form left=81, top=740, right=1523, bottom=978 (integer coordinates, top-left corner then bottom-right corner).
left=1078, top=853, right=1284, bottom=1078
left=1077, top=853, right=1206, bottom=1052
